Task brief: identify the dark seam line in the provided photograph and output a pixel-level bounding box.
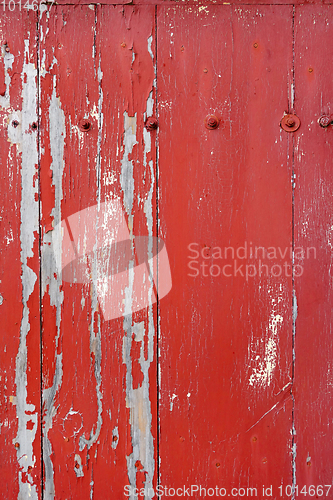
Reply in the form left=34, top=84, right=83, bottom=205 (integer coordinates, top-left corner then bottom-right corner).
left=36, top=6, right=44, bottom=499
left=155, top=4, right=161, bottom=498
left=291, top=5, right=296, bottom=500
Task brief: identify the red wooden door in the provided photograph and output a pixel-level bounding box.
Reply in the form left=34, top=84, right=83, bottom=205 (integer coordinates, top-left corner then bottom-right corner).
left=0, top=3, right=332, bottom=499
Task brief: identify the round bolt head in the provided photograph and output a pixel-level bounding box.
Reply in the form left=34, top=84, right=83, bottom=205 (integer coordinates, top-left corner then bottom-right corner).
left=280, top=113, right=301, bottom=132
left=319, top=115, right=332, bottom=128
left=204, top=114, right=219, bottom=130
left=145, top=116, right=158, bottom=131
left=79, top=119, right=91, bottom=132
left=285, top=118, right=295, bottom=127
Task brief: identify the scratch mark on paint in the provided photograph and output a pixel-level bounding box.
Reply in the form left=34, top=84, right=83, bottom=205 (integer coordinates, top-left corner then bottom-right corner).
left=14, top=39, right=38, bottom=500
left=41, top=77, right=65, bottom=498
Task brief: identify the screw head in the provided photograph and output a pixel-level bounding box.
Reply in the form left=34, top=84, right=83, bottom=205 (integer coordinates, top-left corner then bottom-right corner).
left=145, top=116, right=158, bottom=131
left=78, top=119, right=91, bottom=132
left=204, top=115, right=219, bottom=130
left=285, top=117, right=296, bottom=127
left=319, top=115, right=332, bottom=128
left=280, top=113, right=301, bottom=132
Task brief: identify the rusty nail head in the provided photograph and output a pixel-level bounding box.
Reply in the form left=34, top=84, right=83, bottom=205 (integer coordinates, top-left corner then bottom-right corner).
left=75, top=463, right=80, bottom=469
left=286, top=117, right=295, bottom=127
left=112, top=435, right=118, bottom=442
left=308, top=67, right=313, bottom=73
left=5, top=47, right=9, bottom=53
left=32, top=122, right=37, bottom=130
left=12, top=120, right=19, bottom=128
left=121, top=42, right=126, bottom=48
left=216, top=462, right=221, bottom=468
left=145, top=116, right=158, bottom=131
left=181, top=45, right=184, bottom=51
left=205, top=115, right=219, bottom=130
left=319, top=115, right=332, bottom=128
left=253, top=42, right=258, bottom=48
left=281, top=113, right=301, bottom=132
left=14, top=442, right=19, bottom=448
left=203, top=68, right=208, bottom=73
left=79, top=119, right=91, bottom=132
left=64, top=437, right=69, bottom=442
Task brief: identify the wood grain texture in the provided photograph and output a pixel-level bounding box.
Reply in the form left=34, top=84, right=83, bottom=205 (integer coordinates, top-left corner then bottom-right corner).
left=294, top=4, right=333, bottom=490
left=0, top=4, right=332, bottom=499
left=0, top=11, right=41, bottom=500
left=39, top=5, right=157, bottom=498
left=157, top=5, right=294, bottom=495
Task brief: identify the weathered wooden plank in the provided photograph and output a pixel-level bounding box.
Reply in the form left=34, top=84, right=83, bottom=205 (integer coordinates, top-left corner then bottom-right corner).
left=0, top=11, right=41, bottom=499
left=294, top=5, right=333, bottom=492
left=93, top=5, right=158, bottom=498
left=39, top=6, right=100, bottom=498
left=157, top=4, right=294, bottom=495
left=39, top=4, right=157, bottom=498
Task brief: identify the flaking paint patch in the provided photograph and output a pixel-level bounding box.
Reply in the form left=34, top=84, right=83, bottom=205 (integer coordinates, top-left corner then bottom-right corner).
left=120, top=112, right=137, bottom=232
left=41, top=78, right=65, bottom=498
left=121, top=86, right=156, bottom=498
left=14, top=40, right=38, bottom=500
left=0, top=44, right=14, bottom=109
left=249, top=285, right=285, bottom=388
left=79, top=56, right=103, bottom=454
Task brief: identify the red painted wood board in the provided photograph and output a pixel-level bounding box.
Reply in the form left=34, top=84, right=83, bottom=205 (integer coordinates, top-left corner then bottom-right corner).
left=157, top=4, right=294, bottom=496
left=0, top=3, right=332, bottom=499
left=39, top=5, right=158, bottom=498
left=294, top=4, right=333, bottom=492
left=0, top=11, right=41, bottom=499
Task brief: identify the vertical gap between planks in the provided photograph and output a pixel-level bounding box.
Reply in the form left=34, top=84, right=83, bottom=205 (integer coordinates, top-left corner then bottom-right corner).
left=291, top=5, right=296, bottom=500
left=36, top=6, right=44, bottom=499
left=154, top=4, right=161, bottom=496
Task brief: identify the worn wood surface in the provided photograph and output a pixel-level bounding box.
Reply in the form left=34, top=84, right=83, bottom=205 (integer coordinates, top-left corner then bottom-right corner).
left=157, top=4, right=294, bottom=494
left=294, top=4, right=333, bottom=492
left=0, top=3, right=332, bottom=499
left=0, top=11, right=41, bottom=499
